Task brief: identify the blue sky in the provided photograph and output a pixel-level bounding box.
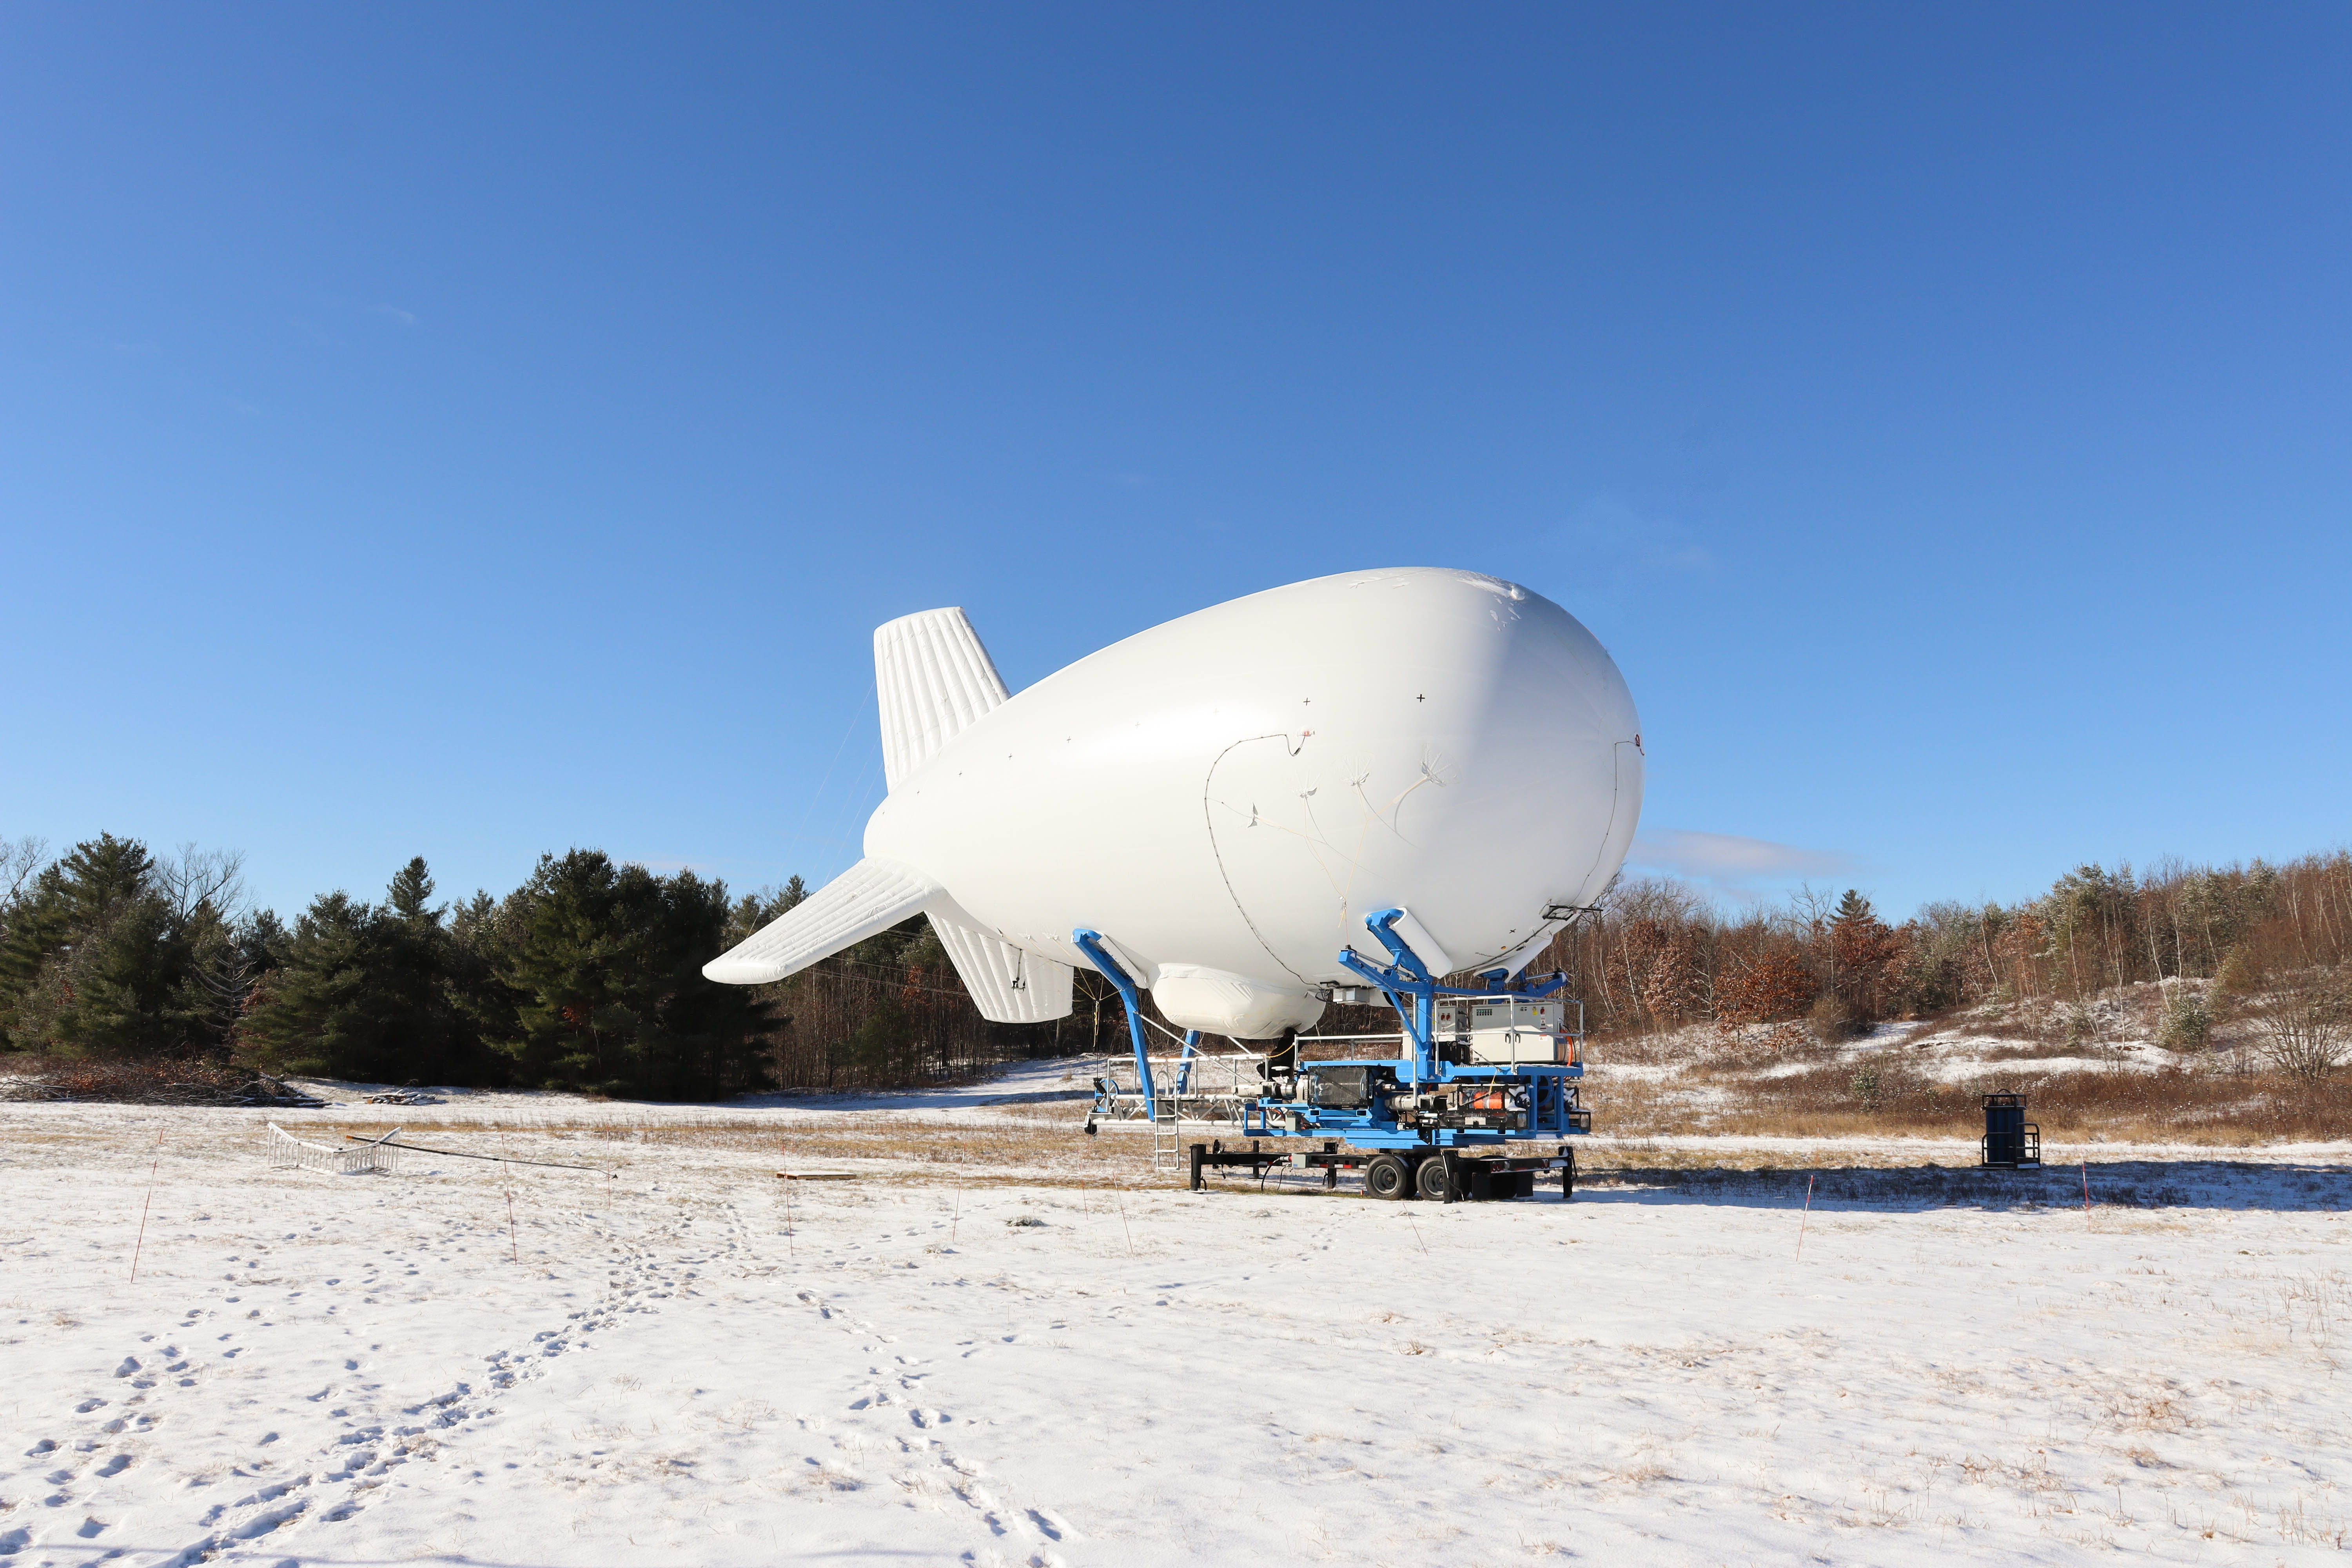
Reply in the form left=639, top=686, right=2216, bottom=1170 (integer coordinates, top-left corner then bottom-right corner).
left=4, top=3, right=2347, bottom=922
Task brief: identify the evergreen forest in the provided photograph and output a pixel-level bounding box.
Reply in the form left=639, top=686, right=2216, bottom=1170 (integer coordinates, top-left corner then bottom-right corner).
left=0, top=836, right=1086, bottom=1099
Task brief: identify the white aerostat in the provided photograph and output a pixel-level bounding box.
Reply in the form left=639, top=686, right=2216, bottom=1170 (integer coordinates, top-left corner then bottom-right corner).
left=706, top=567, right=1643, bottom=1040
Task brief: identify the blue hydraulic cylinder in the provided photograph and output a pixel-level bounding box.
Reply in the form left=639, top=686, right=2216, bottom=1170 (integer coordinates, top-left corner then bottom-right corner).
left=1073, top=929, right=1158, bottom=1120
left=1358, top=907, right=1437, bottom=1085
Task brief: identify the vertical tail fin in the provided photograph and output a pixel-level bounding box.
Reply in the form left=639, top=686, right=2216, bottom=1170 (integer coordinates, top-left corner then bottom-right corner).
left=931, top=913, right=1074, bottom=1022
left=866, top=606, right=1069, bottom=1018
left=875, top=608, right=1009, bottom=789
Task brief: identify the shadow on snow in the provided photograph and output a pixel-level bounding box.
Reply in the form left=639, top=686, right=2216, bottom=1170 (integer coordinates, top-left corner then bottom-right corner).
left=1570, top=1160, right=2352, bottom=1214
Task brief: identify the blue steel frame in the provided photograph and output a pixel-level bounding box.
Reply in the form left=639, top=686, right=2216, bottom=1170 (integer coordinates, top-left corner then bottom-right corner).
left=1176, top=1029, right=1202, bottom=1092
left=1240, top=908, right=1589, bottom=1152
left=1073, top=928, right=1159, bottom=1122
left=1342, top=908, right=1568, bottom=1087
left=1077, top=911, right=1591, bottom=1149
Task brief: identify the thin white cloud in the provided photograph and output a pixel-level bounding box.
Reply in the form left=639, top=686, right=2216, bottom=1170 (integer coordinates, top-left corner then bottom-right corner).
left=1628, top=828, right=1857, bottom=886
left=628, top=855, right=697, bottom=873
left=370, top=304, right=419, bottom=327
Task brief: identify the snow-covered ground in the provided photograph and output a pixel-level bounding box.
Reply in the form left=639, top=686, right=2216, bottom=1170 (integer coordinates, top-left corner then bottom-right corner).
left=1688, top=1020, right=2206, bottom=1086
left=4, top=1066, right=2350, bottom=1566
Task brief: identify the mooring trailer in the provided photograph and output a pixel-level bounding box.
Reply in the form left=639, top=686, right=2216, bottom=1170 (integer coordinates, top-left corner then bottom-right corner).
left=1092, top=907, right=1597, bottom=1201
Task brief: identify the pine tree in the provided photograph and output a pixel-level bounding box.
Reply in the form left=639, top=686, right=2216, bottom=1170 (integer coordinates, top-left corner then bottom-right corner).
left=389, top=857, right=435, bottom=921
left=725, top=875, right=808, bottom=947
left=1827, top=887, right=1902, bottom=1020
left=0, top=835, right=227, bottom=1055
left=235, top=859, right=483, bottom=1084
left=24, top=894, right=202, bottom=1053
left=56, top=835, right=158, bottom=924
left=491, top=850, right=772, bottom=1098
left=234, top=893, right=380, bottom=1076
left=0, top=865, right=72, bottom=1046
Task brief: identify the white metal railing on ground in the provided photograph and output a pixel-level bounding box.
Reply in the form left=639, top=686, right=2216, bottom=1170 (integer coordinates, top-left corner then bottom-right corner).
left=267, top=1122, right=402, bottom=1175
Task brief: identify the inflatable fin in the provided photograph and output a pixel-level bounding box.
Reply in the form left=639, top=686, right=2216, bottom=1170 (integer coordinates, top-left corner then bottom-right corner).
left=875, top=608, right=1009, bottom=789
left=703, top=856, right=938, bottom=985
left=931, top=915, right=1074, bottom=1023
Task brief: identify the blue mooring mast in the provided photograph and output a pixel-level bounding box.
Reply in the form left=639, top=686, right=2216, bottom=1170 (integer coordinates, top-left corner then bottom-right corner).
left=1080, top=909, right=1594, bottom=1201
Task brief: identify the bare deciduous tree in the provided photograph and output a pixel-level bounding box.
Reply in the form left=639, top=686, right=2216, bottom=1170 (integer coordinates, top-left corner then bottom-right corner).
left=2259, top=980, right=2348, bottom=1080
left=0, top=836, right=48, bottom=904
left=159, top=844, right=247, bottom=921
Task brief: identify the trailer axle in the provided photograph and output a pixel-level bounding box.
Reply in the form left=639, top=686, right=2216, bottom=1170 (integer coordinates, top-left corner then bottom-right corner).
left=1189, top=1141, right=1576, bottom=1201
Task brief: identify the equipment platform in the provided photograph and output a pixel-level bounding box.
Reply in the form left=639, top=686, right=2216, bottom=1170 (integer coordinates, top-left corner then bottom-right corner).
left=1082, top=907, right=1601, bottom=1183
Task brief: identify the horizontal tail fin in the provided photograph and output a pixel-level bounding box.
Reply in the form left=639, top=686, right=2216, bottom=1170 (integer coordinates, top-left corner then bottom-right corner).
left=931, top=915, right=1074, bottom=1023
left=703, top=857, right=938, bottom=985
left=875, top=608, right=1009, bottom=789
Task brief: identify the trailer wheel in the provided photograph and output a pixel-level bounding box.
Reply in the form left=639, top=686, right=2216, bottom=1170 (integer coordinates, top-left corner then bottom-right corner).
left=1364, top=1153, right=1410, bottom=1201
left=1415, top=1155, right=1457, bottom=1202
left=1561, top=1146, right=1577, bottom=1202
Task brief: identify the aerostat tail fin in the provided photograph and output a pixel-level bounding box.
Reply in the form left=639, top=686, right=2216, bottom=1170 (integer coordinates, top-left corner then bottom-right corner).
left=875, top=608, right=1009, bottom=789
left=930, top=914, right=1074, bottom=1023
left=703, top=857, right=938, bottom=985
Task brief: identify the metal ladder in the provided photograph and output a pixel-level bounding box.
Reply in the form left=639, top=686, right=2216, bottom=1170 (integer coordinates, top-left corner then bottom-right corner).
left=1151, top=1107, right=1182, bottom=1171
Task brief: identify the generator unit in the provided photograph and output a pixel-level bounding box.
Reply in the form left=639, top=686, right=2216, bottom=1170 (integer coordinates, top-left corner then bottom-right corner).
left=1436, top=996, right=1575, bottom=1064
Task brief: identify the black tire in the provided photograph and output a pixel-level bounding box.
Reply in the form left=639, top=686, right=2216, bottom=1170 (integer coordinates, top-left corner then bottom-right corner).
left=1364, top=1153, right=1410, bottom=1201
left=1561, top=1146, right=1577, bottom=1202
left=1416, top=1154, right=1456, bottom=1202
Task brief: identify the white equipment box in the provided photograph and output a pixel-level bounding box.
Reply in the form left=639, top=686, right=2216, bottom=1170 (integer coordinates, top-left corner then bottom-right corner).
left=1435, top=998, right=1569, bottom=1064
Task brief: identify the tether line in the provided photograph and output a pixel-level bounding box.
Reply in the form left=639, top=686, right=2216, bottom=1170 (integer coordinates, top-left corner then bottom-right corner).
left=343, top=1134, right=612, bottom=1176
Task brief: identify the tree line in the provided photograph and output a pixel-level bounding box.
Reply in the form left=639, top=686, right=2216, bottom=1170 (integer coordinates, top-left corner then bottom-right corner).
left=1539, top=849, right=2352, bottom=1052
left=7, top=830, right=2346, bottom=1097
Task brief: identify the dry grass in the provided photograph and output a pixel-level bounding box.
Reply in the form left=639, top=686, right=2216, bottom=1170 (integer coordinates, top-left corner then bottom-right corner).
left=212, top=1107, right=1194, bottom=1190
left=1630, top=1062, right=2352, bottom=1145
left=1583, top=996, right=2352, bottom=1145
